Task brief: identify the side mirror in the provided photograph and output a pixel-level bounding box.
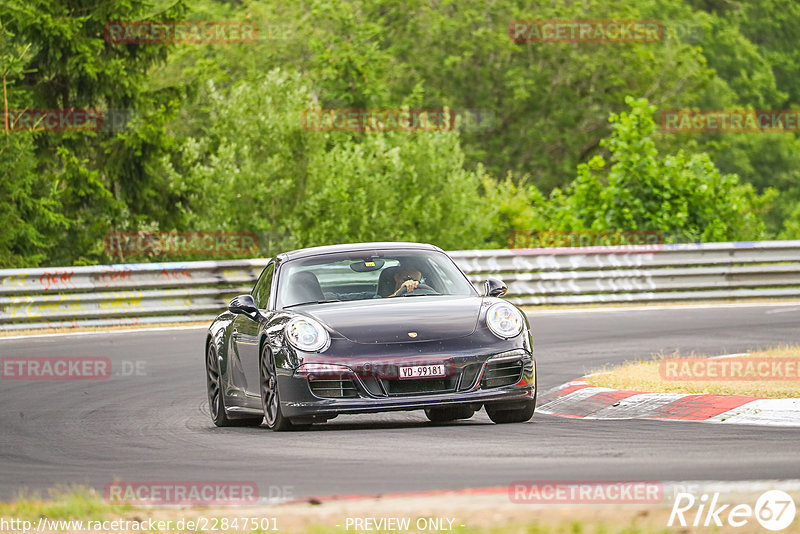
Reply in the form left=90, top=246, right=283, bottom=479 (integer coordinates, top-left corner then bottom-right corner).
left=228, top=294, right=260, bottom=318
left=484, top=278, right=507, bottom=298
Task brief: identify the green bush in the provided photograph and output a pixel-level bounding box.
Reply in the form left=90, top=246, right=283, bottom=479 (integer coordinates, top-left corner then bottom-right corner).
left=160, top=69, right=501, bottom=256
left=541, top=97, right=775, bottom=243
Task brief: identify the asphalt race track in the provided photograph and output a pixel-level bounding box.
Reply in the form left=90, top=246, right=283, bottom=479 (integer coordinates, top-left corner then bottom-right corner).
left=1, top=303, right=800, bottom=501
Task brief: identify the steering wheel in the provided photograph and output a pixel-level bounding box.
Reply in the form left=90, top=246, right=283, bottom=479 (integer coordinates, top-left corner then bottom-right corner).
left=401, top=283, right=437, bottom=296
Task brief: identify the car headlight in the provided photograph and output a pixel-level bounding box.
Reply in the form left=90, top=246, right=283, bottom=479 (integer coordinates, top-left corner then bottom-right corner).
left=285, top=317, right=330, bottom=352
left=486, top=302, right=524, bottom=339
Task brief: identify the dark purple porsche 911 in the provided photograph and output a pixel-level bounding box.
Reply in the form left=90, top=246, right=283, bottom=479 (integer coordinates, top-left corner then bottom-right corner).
left=205, top=242, right=535, bottom=431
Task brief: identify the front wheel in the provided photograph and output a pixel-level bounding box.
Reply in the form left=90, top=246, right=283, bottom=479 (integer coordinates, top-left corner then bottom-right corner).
left=206, top=343, right=262, bottom=427
left=485, top=398, right=535, bottom=424
left=260, top=344, right=297, bottom=431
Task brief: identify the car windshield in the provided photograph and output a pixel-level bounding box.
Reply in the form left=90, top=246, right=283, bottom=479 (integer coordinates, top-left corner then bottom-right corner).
left=276, top=249, right=477, bottom=308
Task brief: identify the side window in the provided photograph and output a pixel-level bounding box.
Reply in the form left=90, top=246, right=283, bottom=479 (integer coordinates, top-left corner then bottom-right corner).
left=251, top=262, right=275, bottom=309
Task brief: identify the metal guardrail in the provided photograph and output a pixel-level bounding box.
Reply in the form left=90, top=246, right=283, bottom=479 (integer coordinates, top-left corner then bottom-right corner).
left=0, top=260, right=266, bottom=330
left=1, top=241, right=799, bottom=330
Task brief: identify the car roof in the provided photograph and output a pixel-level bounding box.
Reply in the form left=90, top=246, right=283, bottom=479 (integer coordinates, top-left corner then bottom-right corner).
left=276, top=242, right=442, bottom=261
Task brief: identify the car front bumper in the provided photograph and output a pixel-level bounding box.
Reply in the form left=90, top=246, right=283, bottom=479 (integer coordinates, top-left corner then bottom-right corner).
left=276, top=349, right=535, bottom=419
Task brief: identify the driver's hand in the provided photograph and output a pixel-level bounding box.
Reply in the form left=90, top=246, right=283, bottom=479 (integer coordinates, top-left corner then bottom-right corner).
left=401, top=280, right=419, bottom=293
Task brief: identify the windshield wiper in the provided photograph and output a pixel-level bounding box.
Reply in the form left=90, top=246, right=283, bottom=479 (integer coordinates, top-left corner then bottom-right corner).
left=283, top=299, right=342, bottom=308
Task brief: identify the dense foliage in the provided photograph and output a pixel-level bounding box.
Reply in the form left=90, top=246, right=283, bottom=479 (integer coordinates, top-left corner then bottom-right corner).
left=1, top=0, right=798, bottom=266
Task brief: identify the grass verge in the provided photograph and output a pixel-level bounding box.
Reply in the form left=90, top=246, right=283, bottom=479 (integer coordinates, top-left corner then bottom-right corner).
left=7, top=486, right=799, bottom=533
left=586, top=346, right=800, bottom=397
left=0, top=487, right=130, bottom=522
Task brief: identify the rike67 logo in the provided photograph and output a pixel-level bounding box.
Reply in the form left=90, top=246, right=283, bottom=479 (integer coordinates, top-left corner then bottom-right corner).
left=669, top=490, right=797, bottom=531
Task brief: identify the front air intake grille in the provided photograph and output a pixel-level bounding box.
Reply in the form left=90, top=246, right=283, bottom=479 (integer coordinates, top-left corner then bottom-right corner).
left=459, top=363, right=482, bottom=391
left=382, top=378, right=456, bottom=396
left=308, top=379, right=359, bottom=398
left=481, top=359, right=523, bottom=388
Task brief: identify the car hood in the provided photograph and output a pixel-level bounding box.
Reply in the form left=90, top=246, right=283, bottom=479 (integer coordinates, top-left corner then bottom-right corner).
left=302, top=296, right=482, bottom=344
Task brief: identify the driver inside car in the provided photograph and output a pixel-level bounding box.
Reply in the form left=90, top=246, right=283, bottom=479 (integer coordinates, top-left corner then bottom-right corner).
left=389, top=265, right=422, bottom=297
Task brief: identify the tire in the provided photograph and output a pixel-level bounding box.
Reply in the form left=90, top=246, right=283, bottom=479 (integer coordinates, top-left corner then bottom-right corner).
left=425, top=405, right=475, bottom=423
left=206, top=343, right=262, bottom=427
left=485, top=398, right=535, bottom=424
left=486, top=362, right=537, bottom=424
left=259, top=344, right=298, bottom=431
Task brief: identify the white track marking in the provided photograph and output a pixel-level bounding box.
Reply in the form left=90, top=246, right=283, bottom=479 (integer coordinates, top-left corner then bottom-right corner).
left=0, top=325, right=207, bottom=341
left=528, top=301, right=800, bottom=315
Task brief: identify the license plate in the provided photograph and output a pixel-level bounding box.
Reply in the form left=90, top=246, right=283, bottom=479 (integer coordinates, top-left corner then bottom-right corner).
left=399, top=364, right=446, bottom=379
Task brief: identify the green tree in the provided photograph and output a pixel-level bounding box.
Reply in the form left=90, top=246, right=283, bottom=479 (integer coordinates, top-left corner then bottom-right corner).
left=160, top=69, right=500, bottom=256
left=0, top=133, right=67, bottom=267
left=163, top=0, right=718, bottom=192
left=2, top=0, right=187, bottom=265
left=779, top=202, right=800, bottom=240
left=546, top=97, right=774, bottom=242
left=684, top=0, right=800, bottom=236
